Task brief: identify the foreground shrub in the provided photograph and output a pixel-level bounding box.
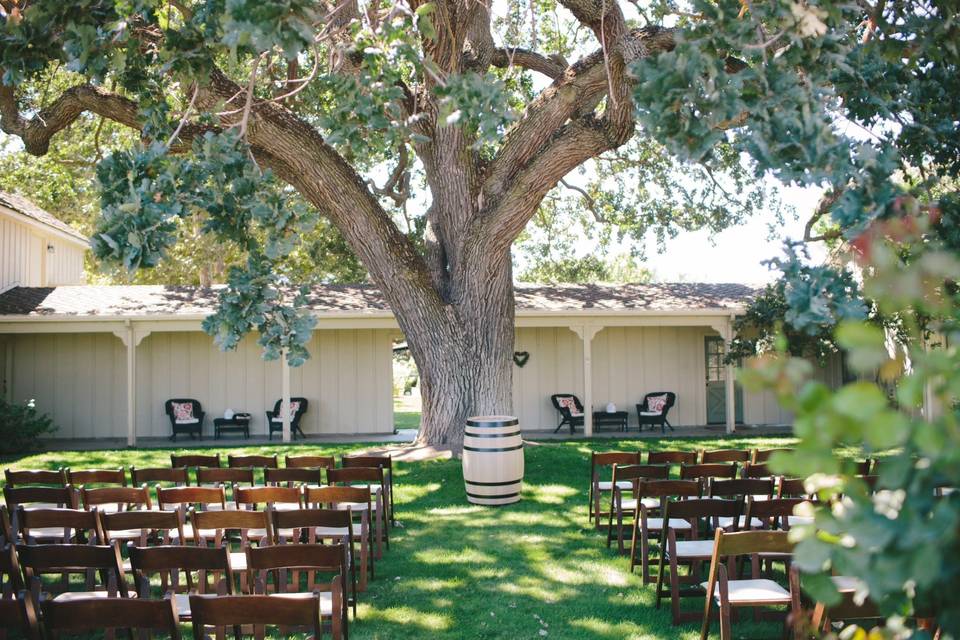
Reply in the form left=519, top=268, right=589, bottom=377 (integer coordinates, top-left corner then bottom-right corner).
left=0, top=398, right=57, bottom=454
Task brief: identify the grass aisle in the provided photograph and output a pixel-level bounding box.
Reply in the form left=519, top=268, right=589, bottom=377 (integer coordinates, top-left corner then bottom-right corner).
left=3, top=435, right=800, bottom=639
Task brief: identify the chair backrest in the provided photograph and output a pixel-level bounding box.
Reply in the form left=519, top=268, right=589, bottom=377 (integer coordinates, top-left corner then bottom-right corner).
left=663, top=497, right=742, bottom=523
left=41, top=595, right=181, bottom=639
left=285, top=455, right=335, bottom=470
left=98, top=509, right=184, bottom=546
left=189, top=593, right=322, bottom=639
left=550, top=393, right=584, bottom=417
left=82, top=486, right=152, bottom=512
left=130, top=466, right=189, bottom=487
left=713, top=528, right=793, bottom=557
left=191, top=509, right=272, bottom=546
left=4, top=468, right=66, bottom=487
left=679, top=463, right=738, bottom=482
left=228, top=454, right=279, bottom=469
left=4, top=485, right=77, bottom=510
left=327, top=466, right=384, bottom=486
left=16, top=507, right=99, bottom=545
left=741, top=462, right=772, bottom=478
left=156, top=486, right=226, bottom=512
left=591, top=452, right=642, bottom=478
left=636, top=479, right=701, bottom=501
left=170, top=453, right=220, bottom=468
left=777, top=478, right=809, bottom=498
left=709, top=478, right=775, bottom=499
left=751, top=448, right=793, bottom=464
left=641, top=391, right=676, bottom=413
left=745, top=497, right=809, bottom=529
left=128, top=544, right=233, bottom=596
left=271, top=508, right=354, bottom=544
left=647, top=450, right=698, bottom=465
left=700, top=449, right=751, bottom=464
left=342, top=455, right=393, bottom=473
left=234, top=486, right=302, bottom=511
left=610, top=464, right=670, bottom=486
left=264, top=467, right=323, bottom=487
left=304, top=486, right=371, bottom=510
left=17, top=542, right=128, bottom=597
left=67, top=468, right=127, bottom=487
left=247, top=543, right=347, bottom=598
left=196, top=467, right=254, bottom=487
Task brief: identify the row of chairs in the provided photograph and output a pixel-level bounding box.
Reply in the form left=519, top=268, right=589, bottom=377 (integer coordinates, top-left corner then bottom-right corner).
left=2, top=539, right=349, bottom=639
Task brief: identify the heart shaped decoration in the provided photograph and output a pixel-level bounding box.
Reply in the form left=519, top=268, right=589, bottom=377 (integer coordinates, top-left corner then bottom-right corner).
left=513, top=351, right=530, bottom=367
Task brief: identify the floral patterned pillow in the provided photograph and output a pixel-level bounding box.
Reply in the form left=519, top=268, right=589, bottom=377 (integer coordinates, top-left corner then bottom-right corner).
left=276, top=400, right=301, bottom=420
left=557, top=396, right=583, bottom=417
left=171, top=401, right=194, bottom=422
left=646, top=394, right=669, bottom=413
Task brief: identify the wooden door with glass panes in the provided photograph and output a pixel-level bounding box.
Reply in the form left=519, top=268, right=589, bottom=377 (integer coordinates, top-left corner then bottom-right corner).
left=705, top=336, right=743, bottom=424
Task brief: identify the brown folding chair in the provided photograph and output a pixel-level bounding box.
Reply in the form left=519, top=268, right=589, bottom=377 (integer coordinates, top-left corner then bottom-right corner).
left=189, top=592, right=328, bottom=640
left=327, top=467, right=387, bottom=556
left=196, top=468, right=253, bottom=507
left=40, top=594, right=181, bottom=639
left=343, top=454, right=396, bottom=526
left=16, top=507, right=99, bottom=545
left=776, top=478, right=810, bottom=499
left=4, top=468, right=67, bottom=487
left=744, top=497, right=808, bottom=532
left=0, top=506, right=12, bottom=545
left=741, top=462, right=772, bottom=479
left=234, top=486, right=302, bottom=512
left=655, top=498, right=743, bottom=625
left=648, top=451, right=698, bottom=466
left=810, top=576, right=881, bottom=633
left=98, top=509, right=185, bottom=547
left=588, top=452, right=641, bottom=527
left=128, top=544, right=233, bottom=622
left=228, top=454, right=279, bottom=469
left=285, top=455, right=335, bottom=472
left=699, top=530, right=800, bottom=640
left=170, top=453, right=220, bottom=469
left=606, top=464, right=670, bottom=552
left=156, top=486, right=228, bottom=543
left=264, top=467, right=323, bottom=487
left=191, top=509, right=272, bottom=592
left=4, top=487, right=79, bottom=543
left=700, top=450, right=750, bottom=464
left=130, top=467, right=189, bottom=487
left=67, top=468, right=127, bottom=488
left=17, top=542, right=130, bottom=603
left=246, top=543, right=349, bottom=638
left=628, top=479, right=701, bottom=582
left=81, top=486, right=153, bottom=516
left=708, top=479, right=776, bottom=530
left=0, top=543, right=36, bottom=640
left=272, top=507, right=362, bottom=600
left=305, top=486, right=375, bottom=574
left=751, top=448, right=793, bottom=464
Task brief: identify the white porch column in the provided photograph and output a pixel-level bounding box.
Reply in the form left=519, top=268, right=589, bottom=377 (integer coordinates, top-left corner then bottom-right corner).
left=113, top=323, right=150, bottom=447
left=281, top=349, right=291, bottom=443
left=573, top=325, right=602, bottom=437
left=4, top=340, right=12, bottom=402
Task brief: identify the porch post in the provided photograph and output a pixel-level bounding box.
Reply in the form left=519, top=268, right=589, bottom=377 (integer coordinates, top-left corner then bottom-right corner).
left=723, top=317, right=736, bottom=435
left=573, top=325, right=602, bottom=438
left=281, top=349, right=291, bottom=443
left=4, top=340, right=12, bottom=402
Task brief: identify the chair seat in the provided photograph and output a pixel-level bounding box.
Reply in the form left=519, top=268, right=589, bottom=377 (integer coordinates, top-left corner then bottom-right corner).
left=24, top=526, right=78, bottom=541
left=247, top=528, right=295, bottom=540
left=717, top=516, right=765, bottom=530
left=335, top=503, right=375, bottom=512
left=169, top=525, right=218, bottom=542
left=313, top=526, right=351, bottom=537
left=175, top=418, right=199, bottom=425
left=620, top=497, right=661, bottom=511
left=644, top=518, right=692, bottom=530
left=831, top=576, right=860, bottom=593
left=639, top=411, right=662, bottom=417
left=104, top=528, right=149, bottom=542
left=787, top=515, right=814, bottom=527
left=230, top=551, right=247, bottom=571
left=269, top=591, right=334, bottom=616
left=701, top=578, right=792, bottom=604
left=52, top=591, right=134, bottom=602
left=597, top=480, right=632, bottom=491
left=668, top=540, right=716, bottom=558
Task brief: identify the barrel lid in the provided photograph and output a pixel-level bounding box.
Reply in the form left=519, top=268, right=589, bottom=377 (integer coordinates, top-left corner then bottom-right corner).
left=466, top=415, right=519, bottom=428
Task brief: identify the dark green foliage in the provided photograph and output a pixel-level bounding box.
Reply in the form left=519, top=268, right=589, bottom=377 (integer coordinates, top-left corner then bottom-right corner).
left=0, top=398, right=57, bottom=454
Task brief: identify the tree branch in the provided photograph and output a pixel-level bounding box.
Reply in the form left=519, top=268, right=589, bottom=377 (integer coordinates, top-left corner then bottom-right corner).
left=490, top=48, right=567, bottom=79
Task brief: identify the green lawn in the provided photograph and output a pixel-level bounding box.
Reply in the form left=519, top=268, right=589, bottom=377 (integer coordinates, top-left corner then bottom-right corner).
left=3, top=435, right=806, bottom=639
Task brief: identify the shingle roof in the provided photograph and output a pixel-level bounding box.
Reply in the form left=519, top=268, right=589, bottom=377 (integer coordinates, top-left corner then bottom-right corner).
left=0, top=191, right=88, bottom=244
left=0, top=282, right=758, bottom=318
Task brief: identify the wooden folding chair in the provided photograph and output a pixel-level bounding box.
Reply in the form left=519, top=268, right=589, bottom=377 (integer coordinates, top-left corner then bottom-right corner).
left=628, top=479, right=701, bottom=582
left=81, top=486, right=152, bottom=515
left=649, top=451, right=698, bottom=466
left=189, top=592, right=327, bottom=640
left=67, top=468, right=127, bottom=488
left=606, top=464, right=670, bottom=552
left=128, top=544, right=233, bottom=623
left=708, top=479, right=775, bottom=530
left=4, top=487, right=79, bottom=543
left=751, top=448, right=793, bottom=464
left=0, top=506, right=12, bottom=545
left=810, top=576, right=881, bottom=633
left=246, top=543, right=349, bottom=638
left=700, top=450, right=750, bottom=464
left=191, top=509, right=272, bottom=592
left=305, top=486, right=375, bottom=573
left=285, top=455, right=336, bottom=473
left=343, top=454, right=396, bottom=526
left=228, top=454, right=279, bottom=469
left=156, top=486, right=228, bottom=543
left=655, top=498, right=743, bottom=625
left=197, top=467, right=254, bottom=489
left=741, top=462, right=772, bottom=479
left=264, top=467, right=323, bottom=488
left=170, top=453, right=220, bottom=469
left=4, top=468, right=67, bottom=487
left=1, top=543, right=37, bottom=640
left=40, top=594, right=181, bottom=639
left=234, top=486, right=302, bottom=512
left=130, top=467, right=189, bottom=488
left=17, top=542, right=130, bottom=604
left=16, top=507, right=99, bottom=545
left=327, top=468, right=387, bottom=556
left=98, top=509, right=185, bottom=547
left=272, top=507, right=362, bottom=602
left=588, top=452, right=641, bottom=528
left=700, top=529, right=800, bottom=640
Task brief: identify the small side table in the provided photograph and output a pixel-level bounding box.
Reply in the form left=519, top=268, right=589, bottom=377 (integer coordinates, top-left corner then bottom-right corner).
left=214, top=414, right=251, bottom=439
left=592, top=410, right=629, bottom=432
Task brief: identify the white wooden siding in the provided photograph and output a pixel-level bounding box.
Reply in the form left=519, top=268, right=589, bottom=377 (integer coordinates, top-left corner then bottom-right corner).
left=45, top=238, right=86, bottom=285
left=0, top=211, right=86, bottom=289
left=6, top=329, right=394, bottom=439
left=0, top=214, right=34, bottom=290
left=512, top=327, right=584, bottom=431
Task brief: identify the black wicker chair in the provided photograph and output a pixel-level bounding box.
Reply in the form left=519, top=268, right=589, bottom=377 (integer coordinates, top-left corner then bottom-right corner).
left=550, top=394, right=585, bottom=434
left=164, top=398, right=205, bottom=441
left=266, top=397, right=309, bottom=440
left=635, top=392, right=676, bottom=433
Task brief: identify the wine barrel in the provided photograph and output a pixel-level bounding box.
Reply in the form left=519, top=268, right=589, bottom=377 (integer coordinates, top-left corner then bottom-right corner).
left=462, top=415, right=524, bottom=506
